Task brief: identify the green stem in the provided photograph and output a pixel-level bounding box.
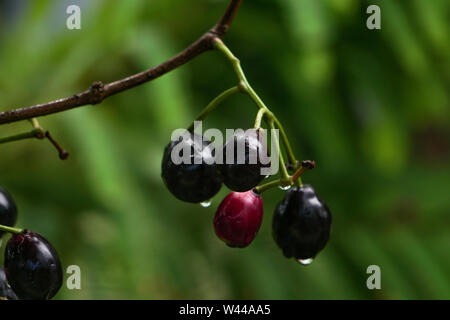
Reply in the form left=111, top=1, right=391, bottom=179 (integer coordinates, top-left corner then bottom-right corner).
left=214, top=38, right=299, bottom=172
left=213, top=39, right=271, bottom=112
left=188, top=86, right=241, bottom=131
left=255, top=169, right=305, bottom=194
left=272, top=116, right=297, bottom=168
left=254, top=179, right=283, bottom=194
left=30, top=118, right=41, bottom=130
left=30, top=118, right=45, bottom=138
left=0, top=224, right=24, bottom=235
left=254, top=108, right=266, bottom=129
left=0, top=117, right=46, bottom=145
left=0, top=129, right=42, bottom=144
left=213, top=39, right=307, bottom=193
left=269, top=119, right=290, bottom=183
left=213, top=40, right=250, bottom=92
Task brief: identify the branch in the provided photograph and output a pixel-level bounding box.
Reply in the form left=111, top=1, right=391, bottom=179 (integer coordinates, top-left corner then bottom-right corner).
left=0, top=0, right=243, bottom=125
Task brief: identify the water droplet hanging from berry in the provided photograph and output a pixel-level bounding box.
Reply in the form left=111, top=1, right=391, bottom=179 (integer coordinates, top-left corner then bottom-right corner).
left=200, top=200, right=212, bottom=208
left=297, top=258, right=314, bottom=266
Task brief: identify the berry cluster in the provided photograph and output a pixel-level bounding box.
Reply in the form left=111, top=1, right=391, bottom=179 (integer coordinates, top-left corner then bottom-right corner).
left=161, top=39, right=332, bottom=263
left=161, top=128, right=332, bottom=263
left=0, top=187, right=63, bottom=300
left=162, top=129, right=268, bottom=248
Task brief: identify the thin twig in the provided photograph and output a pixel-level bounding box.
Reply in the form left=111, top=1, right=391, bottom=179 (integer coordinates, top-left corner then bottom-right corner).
left=291, top=160, right=316, bottom=182
left=0, top=0, right=243, bottom=125
left=45, top=131, right=69, bottom=160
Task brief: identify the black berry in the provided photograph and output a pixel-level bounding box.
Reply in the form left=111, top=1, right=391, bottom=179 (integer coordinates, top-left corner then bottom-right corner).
left=0, top=187, right=18, bottom=238
left=222, top=129, right=270, bottom=192
left=0, top=266, right=18, bottom=300
left=272, top=185, right=331, bottom=260
left=161, top=131, right=222, bottom=203
left=4, top=231, right=63, bottom=300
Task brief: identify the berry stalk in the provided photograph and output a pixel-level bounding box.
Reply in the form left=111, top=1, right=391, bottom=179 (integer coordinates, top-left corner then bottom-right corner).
left=213, top=38, right=298, bottom=172
left=255, top=160, right=315, bottom=193
left=272, top=116, right=298, bottom=169
left=253, top=108, right=266, bottom=129
left=254, top=180, right=283, bottom=194
left=0, top=224, right=24, bottom=235
left=268, top=119, right=291, bottom=183
left=213, top=38, right=269, bottom=112
left=188, top=86, right=242, bottom=131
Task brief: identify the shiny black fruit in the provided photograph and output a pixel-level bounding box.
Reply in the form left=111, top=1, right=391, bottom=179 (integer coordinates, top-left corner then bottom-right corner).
left=0, top=266, right=18, bottom=300
left=272, top=185, right=331, bottom=260
left=222, top=129, right=270, bottom=192
left=161, top=131, right=222, bottom=203
left=0, top=187, right=18, bottom=237
left=4, top=231, right=63, bottom=300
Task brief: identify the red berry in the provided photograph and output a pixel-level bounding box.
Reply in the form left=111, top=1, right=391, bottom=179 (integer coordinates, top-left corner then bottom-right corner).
left=213, top=190, right=263, bottom=248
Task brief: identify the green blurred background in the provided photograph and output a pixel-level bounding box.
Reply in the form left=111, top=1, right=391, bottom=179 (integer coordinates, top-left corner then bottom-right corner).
left=0, top=0, right=449, bottom=299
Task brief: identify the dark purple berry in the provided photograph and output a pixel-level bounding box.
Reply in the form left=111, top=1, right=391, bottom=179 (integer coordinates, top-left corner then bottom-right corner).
left=222, top=129, right=270, bottom=192
left=0, top=266, right=18, bottom=300
left=214, top=190, right=263, bottom=248
left=0, top=187, right=18, bottom=238
left=161, top=131, right=222, bottom=203
left=4, top=231, right=63, bottom=300
left=272, top=185, right=331, bottom=260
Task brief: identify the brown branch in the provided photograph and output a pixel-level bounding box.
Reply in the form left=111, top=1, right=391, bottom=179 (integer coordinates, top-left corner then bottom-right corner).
left=0, top=0, right=243, bottom=125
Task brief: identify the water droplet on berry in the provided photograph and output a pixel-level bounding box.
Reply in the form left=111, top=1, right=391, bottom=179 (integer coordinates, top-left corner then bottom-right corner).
left=297, top=258, right=314, bottom=265
left=200, top=200, right=212, bottom=208
left=278, top=185, right=291, bottom=191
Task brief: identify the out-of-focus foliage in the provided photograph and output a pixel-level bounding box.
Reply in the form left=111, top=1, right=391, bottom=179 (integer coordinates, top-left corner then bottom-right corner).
left=0, top=0, right=449, bottom=299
